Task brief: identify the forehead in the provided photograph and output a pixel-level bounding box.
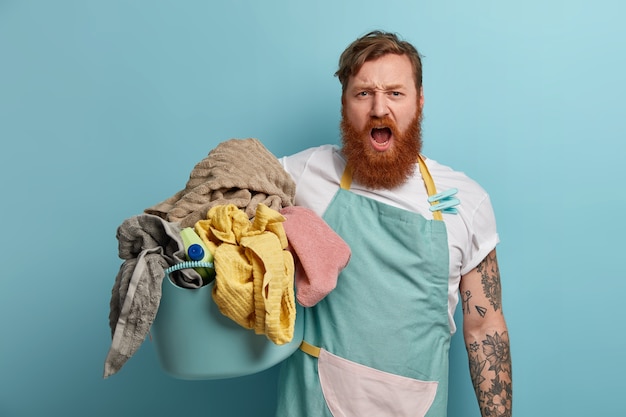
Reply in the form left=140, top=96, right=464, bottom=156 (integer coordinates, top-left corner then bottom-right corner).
left=348, top=54, right=416, bottom=91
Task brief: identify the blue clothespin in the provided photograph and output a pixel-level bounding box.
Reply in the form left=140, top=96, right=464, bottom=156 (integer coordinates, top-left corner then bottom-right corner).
left=428, top=188, right=460, bottom=215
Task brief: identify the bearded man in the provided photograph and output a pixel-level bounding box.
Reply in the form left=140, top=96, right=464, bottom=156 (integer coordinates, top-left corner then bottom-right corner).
left=276, top=31, right=512, bottom=417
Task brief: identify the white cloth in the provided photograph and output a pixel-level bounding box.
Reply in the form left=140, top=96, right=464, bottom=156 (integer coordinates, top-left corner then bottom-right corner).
left=280, top=145, right=499, bottom=333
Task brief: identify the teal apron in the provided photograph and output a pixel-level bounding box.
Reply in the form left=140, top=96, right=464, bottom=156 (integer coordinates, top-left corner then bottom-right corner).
left=276, top=156, right=451, bottom=417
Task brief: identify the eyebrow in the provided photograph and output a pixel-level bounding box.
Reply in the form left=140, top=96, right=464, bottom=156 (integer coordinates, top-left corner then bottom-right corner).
left=350, top=82, right=405, bottom=92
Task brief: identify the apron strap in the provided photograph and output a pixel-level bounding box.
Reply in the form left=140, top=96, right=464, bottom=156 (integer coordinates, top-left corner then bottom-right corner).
left=339, top=156, right=444, bottom=221
left=339, top=164, right=353, bottom=190
left=417, top=155, right=443, bottom=221
left=300, top=341, right=321, bottom=358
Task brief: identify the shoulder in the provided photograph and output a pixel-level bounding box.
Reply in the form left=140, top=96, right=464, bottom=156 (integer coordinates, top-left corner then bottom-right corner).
left=280, top=145, right=344, bottom=184
left=280, top=144, right=341, bottom=166
left=423, top=156, right=491, bottom=212
left=424, top=156, right=499, bottom=274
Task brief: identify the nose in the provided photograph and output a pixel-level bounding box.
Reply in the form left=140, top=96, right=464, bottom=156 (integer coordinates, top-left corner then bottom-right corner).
left=370, top=92, right=389, bottom=118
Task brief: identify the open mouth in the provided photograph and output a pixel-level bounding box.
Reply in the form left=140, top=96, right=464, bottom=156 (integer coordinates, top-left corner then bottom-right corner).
left=371, top=127, right=392, bottom=146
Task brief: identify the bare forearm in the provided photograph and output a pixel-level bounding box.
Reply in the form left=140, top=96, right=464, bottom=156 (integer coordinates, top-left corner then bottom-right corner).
left=466, top=328, right=512, bottom=417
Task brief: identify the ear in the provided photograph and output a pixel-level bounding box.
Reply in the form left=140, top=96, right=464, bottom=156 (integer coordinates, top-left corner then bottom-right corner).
left=419, top=86, right=425, bottom=110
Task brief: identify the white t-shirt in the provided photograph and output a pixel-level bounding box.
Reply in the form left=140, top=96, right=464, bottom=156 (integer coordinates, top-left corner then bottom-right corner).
left=280, top=145, right=499, bottom=333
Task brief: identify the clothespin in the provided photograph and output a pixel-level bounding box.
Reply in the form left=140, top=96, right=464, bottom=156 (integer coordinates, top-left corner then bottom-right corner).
left=428, top=188, right=460, bottom=215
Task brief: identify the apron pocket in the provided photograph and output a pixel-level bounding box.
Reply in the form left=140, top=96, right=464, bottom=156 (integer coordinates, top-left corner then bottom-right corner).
left=318, top=349, right=438, bottom=417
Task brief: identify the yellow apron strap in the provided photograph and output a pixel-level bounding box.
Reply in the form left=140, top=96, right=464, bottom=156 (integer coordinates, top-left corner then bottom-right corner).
left=300, top=341, right=321, bottom=358
left=340, top=163, right=353, bottom=190
left=417, top=155, right=443, bottom=221
left=341, top=156, right=443, bottom=221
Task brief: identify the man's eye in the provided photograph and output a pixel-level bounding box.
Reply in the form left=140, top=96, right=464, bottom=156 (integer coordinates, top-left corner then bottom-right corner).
left=391, top=91, right=401, bottom=96
left=358, top=91, right=369, bottom=97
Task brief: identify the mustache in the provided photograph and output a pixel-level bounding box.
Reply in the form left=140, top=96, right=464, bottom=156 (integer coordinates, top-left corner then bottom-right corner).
left=364, top=116, right=400, bottom=135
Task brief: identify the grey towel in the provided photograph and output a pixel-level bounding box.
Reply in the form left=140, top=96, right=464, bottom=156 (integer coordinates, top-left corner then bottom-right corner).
left=144, top=138, right=296, bottom=227
left=104, top=214, right=202, bottom=378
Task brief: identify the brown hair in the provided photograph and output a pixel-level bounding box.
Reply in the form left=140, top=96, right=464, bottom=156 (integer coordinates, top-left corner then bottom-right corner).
left=335, top=30, right=423, bottom=94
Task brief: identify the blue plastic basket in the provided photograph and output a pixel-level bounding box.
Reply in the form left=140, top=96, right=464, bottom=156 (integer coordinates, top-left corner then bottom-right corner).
left=151, top=265, right=303, bottom=380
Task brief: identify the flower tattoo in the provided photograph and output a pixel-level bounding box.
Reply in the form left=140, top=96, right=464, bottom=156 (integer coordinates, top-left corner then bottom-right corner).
left=483, top=332, right=511, bottom=375
left=467, top=330, right=512, bottom=417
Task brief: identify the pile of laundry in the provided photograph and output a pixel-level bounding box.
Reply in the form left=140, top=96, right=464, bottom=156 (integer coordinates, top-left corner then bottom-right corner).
left=103, top=138, right=351, bottom=378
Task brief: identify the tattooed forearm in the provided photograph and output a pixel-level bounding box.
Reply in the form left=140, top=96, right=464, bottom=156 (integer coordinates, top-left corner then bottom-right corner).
left=476, top=251, right=502, bottom=311
left=467, top=331, right=512, bottom=417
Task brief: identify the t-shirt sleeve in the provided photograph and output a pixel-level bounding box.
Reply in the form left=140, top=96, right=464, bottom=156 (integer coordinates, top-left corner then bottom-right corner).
left=279, top=147, right=320, bottom=185
left=460, top=193, right=500, bottom=276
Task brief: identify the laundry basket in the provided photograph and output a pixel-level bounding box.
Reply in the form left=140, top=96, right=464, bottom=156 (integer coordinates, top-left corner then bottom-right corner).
left=151, top=265, right=304, bottom=380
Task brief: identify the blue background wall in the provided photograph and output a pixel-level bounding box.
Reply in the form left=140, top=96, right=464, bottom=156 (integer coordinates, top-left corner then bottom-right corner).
left=1, top=1, right=624, bottom=416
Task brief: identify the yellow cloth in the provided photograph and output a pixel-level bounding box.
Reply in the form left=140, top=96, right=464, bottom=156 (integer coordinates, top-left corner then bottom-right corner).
left=194, top=203, right=296, bottom=345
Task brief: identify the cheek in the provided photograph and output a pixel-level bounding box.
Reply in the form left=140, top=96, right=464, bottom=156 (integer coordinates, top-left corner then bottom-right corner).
left=396, top=105, right=419, bottom=132
left=344, top=105, right=368, bottom=132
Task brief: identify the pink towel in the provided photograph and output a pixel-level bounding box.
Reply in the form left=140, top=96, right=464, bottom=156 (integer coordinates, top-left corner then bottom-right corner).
left=280, top=206, right=351, bottom=307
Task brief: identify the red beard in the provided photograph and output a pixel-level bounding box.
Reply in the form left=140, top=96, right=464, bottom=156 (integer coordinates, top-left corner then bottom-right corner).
left=340, top=108, right=423, bottom=189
